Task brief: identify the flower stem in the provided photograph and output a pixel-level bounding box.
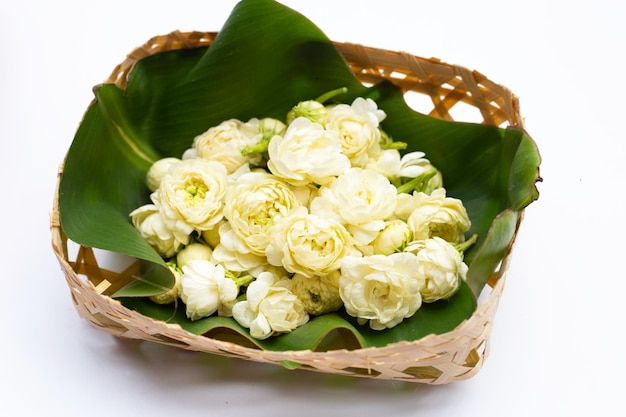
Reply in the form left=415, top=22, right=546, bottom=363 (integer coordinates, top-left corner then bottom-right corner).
left=241, top=137, right=270, bottom=156
left=225, top=270, right=254, bottom=290
left=396, top=168, right=438, bottom=194
left=315, top=87, right=348, bottom=104
left=379, top=130, right=407, bottom=150
left=381, top=141, right=407, bottom=150
left=454, top=234, right=478, bottom=254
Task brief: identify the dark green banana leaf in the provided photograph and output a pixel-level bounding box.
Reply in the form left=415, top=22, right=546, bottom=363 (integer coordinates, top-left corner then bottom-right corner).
left=59, top=0, right=541, bottom=351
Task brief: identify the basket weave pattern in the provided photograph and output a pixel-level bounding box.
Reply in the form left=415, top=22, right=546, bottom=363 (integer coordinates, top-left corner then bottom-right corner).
left=51, top=31, right=521, bottom=384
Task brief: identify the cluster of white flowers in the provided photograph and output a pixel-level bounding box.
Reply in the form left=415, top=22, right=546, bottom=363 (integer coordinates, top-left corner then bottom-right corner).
left=130, top=93, right=474, bottom=339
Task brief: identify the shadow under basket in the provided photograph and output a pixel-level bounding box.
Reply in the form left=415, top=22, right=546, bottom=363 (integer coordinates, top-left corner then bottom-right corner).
left=51, top=30, right=523, bottom=385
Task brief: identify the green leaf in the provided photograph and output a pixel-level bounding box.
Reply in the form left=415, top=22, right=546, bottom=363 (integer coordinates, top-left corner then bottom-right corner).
left=506, top=128, right=542, bottom=210
left=59, top=0, right=541, bottom=350
left=111, top=259, right=176, bottom=298
left=466, top=210, right=521, bottom=296
left=122, top=0, right=366, bottom=159
left=59, top=92, right=172, bottom=296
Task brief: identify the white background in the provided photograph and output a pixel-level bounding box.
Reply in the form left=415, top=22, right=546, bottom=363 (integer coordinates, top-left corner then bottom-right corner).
left=2, top=0, right=624, bottom=415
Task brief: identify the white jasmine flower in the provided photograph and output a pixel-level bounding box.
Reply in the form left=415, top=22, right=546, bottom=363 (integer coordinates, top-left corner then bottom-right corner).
left=146, top=157, right=181, bottom=192
left=291, top=271, right=343, bottom=316
left=407, top=188, right=471, bottom=243
left=394, top=192, right=417, bottom=221
left=311, top=168, right=397, bottom=245
left=181, top=147, right=198, bottom=160
left=232, top=271, right=309, bottom=340
left=210, top=221, right=267, bottom=274
left=267, top=117, right=350, bottom=186
left=223, top=171, right=300, bottom=256
left=129, top=203, right=188, bottom=258
left=156, top=158, right=228, bottom=235
left=201, top=219, right=226, bottom=248
left=398, top=151, right=441, bottom=184
left=253, top=117, right=287, bottom=139
left=176, top=242, right=213, bottom=268
left=349, top=96, right=387, bottom=125
left=225, top=161, right=254, bottom=185
left=411, top=237, right=468, bottom=302
left=287, top=99, right=328, bottom=125
left=179, top=260, right=239, bottom=320
left=265, top=206, right=356, bottom=278
left=367, top=149, right=443, bottom=195
left=366, top=149, right=438, bottom=179
left=339, top=253, right=423, bottom=330
left=325, top=97, right=385, bottom=167
left=192, top=119, right=262, bottom=173
left=245, top=264, right=291, bottom=280
left=289, top=183, right=320, bottom=208
left=371, top=219, right=413, bottom=255
left=364, top=148, right=403, bottom=179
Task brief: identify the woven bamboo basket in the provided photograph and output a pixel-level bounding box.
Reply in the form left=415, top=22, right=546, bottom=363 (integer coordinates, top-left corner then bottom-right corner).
left=50, top=30, right=524, bottom=385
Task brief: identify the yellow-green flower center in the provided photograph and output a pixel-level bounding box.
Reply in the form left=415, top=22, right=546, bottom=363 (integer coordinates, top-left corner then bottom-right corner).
left=184, top=179, right=208, bottom=206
